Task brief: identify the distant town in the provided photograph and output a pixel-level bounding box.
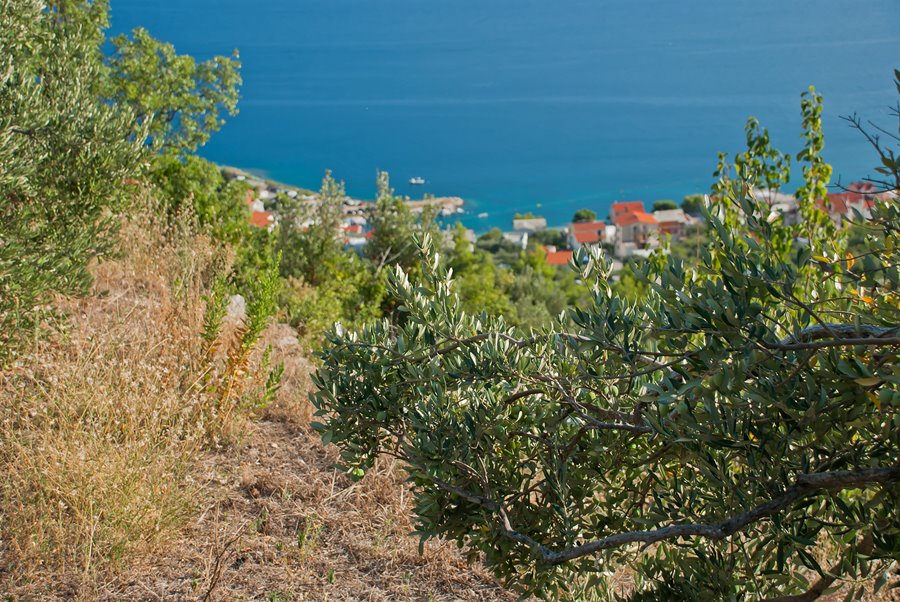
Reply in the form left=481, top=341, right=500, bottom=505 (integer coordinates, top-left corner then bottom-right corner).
left=227, top=165, right=894, bottom=270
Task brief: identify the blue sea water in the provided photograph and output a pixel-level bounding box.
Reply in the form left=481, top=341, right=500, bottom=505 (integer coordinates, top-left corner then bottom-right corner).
left=109, top=0, right=900, bottom=231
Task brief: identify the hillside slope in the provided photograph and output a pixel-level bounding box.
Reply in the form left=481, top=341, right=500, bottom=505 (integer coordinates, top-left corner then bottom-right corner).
left=0, top=211, right=512, bottom=601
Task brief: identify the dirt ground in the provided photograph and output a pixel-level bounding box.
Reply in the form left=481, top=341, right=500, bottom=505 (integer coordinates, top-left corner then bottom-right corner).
left=109, top=416, right=516, bottom=602
left=2, top=403, right=515, bottom=601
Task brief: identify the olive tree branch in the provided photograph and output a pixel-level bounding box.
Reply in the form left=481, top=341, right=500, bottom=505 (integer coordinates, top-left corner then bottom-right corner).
left=420, top=467, right=899, bottom=566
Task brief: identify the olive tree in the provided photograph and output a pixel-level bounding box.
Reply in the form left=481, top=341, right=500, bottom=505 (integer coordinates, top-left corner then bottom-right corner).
left=312, top=87, right=899, bottom=599
left=0, top=0, right=146, bottom=360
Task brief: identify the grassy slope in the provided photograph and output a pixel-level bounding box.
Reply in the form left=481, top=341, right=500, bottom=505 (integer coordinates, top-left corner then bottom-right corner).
left=0, top=202, right=512, bottom=601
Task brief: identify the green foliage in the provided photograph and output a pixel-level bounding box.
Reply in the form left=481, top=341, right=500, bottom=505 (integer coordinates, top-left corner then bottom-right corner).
left=447, top=226, right=590, bottom=329
left=313, top=88, right=900, bottom=599
left=572, top=208, right=597, bottom=223
left=530, top=228, right=568, bottom=249
left=202, top=273, right=230, bottom=351
left=278, top=171, right=345, bottom=286
left=366, top=171, right=440, bottom=273
left=651, top=200, right=677, bottom=211
left=728, top=116, right=792, bottom=194
left=681, top=194, right=705, bottom=216
left=513, top=211, right=542, bottom=220
left=108, top=27, right=241, bottom=155
left=610, top=258, right=649, bottom=301
left=0, top=0, right=146, bottom=361
left=279, top=251, right=385, bottom=344
left=241, top=256, right=281, bottom=353
left=795, top=86, right=836, bottom=243
left=274, top=171, right=386, bottom=343
left=150, top=155, right=251, bottom=241
left=447, top=225, right=516, bottom=320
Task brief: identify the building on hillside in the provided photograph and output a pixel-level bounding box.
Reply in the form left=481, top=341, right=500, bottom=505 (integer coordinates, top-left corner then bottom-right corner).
left=345, top=228, right=368, bottom=250
left=249, top=210, right=275, bottom=231
left=545, top=248, right=574, bottom=266
left=820, top=181, right=894, bottom=225
left=653, top=208, right=691, bottom=240
left=604, top=223, right=617, bottom=242
left=503, top=230, right=529, bottom=250
left=611, top=205, right=658, bottom=258
left=244, top=189, right=265, bottom=213
left=441, top=227, right=476, bottom=251
left=512, top=217, right=547, bottom=232
left=752, top=189, right=800, bottom=225
left=568, top=220, right=606, bottom=251
left=610, top=201, right=647, bottom=221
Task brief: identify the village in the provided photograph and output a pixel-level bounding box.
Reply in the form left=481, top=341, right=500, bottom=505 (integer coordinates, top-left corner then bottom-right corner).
left=231, top=164, right=893, bottom=273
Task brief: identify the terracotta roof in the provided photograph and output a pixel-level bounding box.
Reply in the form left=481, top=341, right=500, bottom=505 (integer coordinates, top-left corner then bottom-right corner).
left=611, top=201, right=645, bottom=217
left=823, top=192, right=850, bottom=215
left=616, top=211, right=657, bottom=226
left=571, top=220, right=605, bottom=244
left=249, top=211, right=274, bottom=228
left=545, top=250, right=574, bottom=266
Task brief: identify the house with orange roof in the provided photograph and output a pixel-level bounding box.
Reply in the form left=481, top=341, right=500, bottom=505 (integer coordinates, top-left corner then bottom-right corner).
left=544, top=248, right=574, bottom=266
left=568, top=220, right=606, bottom=251
left=819, top=181, right=894, bottom=225
left=249, top=210, right=275, bottom=231
left=611, top=201, right=658, bottom=258
left=611, top=201, right=646, bottom=220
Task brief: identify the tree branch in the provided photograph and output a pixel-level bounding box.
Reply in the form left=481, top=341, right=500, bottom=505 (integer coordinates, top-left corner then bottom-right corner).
left=424, top=467, right=899, bottom=566
left=770, top=324, right=900, bottom=351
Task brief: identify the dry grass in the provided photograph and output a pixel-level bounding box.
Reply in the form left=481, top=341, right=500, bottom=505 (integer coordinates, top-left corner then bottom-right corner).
left=0, top=202, right=513, bottom=600
left=0, top=207, right=217, bottom=580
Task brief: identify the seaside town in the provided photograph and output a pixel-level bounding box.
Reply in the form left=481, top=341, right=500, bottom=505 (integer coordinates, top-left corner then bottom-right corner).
left=232, top=165, right=894, bottom=273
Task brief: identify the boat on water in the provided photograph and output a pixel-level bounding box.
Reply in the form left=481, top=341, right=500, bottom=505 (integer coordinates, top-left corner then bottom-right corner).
left=408, top=177, right=426, bottom=185
left=477, top=212, right=488, bottom=218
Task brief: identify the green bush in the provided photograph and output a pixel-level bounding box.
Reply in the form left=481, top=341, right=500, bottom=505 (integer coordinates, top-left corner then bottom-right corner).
left=312, top=88, right=900, bottom=599
left=0, top=0, right=145, bottom=361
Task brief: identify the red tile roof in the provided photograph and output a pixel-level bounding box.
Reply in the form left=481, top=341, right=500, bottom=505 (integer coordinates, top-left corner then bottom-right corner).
left=820, top=182, right=889, bottom=216
left=823, top=192, right=850, bottom=215
left=249, top=211, right=274, bottom=228
left=611, top=201, right=645, bottom=217
left=571, top=220, right=605, bottom=244
left=545, top=250, right=574, bottom=266
left=616, top=211, right=657, bottom=226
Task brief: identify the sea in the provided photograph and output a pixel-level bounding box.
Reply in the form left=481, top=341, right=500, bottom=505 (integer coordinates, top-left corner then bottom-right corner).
left=109, top=0, right=900, bottom=232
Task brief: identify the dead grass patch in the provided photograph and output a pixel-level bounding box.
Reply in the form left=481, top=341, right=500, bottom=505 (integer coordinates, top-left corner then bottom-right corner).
left=0, top=199, right=513, bottom=600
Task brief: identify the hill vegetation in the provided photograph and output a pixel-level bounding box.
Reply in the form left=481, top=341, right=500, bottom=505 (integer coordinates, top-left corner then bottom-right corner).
left=1, top=0, right=897, bottom=599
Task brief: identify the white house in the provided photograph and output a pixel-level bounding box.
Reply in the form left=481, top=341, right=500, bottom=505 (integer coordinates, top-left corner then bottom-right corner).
left=503, top=230, right=529, bottom=250
left=512, top=217, right=547, bottom=233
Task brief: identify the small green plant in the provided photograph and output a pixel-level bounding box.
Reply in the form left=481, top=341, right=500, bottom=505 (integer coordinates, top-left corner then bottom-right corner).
left=296, top=514, right=323, bottom=559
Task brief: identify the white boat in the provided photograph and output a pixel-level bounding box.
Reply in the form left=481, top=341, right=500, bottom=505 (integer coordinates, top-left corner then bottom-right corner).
left=477, top=212, right=489, bottom=218
left=409, top=177, right=426, bottom=185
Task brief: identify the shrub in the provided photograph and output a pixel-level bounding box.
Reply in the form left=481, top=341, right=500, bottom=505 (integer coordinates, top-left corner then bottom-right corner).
left=0, top=0, right=146, bottom=362
left=312, top=88, right=900, bottom=599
